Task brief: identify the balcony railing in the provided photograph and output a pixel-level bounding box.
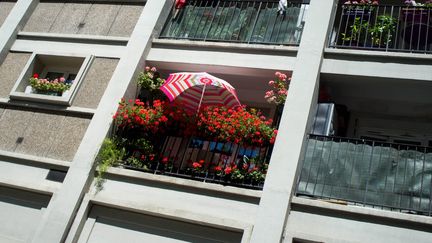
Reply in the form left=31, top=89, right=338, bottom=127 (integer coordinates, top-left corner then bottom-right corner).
left=122, top=136, right=271, bottom=190
left=297, top=134, right=432, bottom=215
left=329, top=4, right=432, bottom=54
left=160, top=0, right=308, bottom=45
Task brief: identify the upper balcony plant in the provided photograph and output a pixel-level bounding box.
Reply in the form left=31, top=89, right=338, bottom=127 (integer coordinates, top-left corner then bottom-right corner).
left=404, top=0, right=432, bottom=7
left=342, top=0, right=379, bottom=14
left=137, top=66, right=166, bottom=103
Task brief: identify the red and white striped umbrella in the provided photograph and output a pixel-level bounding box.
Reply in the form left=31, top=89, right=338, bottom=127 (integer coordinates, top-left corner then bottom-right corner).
left=160, top=72, right=241, bottom=113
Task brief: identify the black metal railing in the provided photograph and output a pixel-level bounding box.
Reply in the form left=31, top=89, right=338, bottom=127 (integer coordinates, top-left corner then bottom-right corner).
left=160, top=0, right=308, bottom=45
left=297, top=134, right=432, bottom=215
left=123, top=136, right=271, bottom=190
left=330, top=4, right=432, bottom=54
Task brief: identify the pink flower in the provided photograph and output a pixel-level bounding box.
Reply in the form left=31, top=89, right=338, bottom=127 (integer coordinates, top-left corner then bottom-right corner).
left=145, top=66, right=150, bottom=71
left=268, top=80, right=275, bottom=85
left=59, top=77, right=65, bottom=83
left=151, top=67, right=157, bottom=72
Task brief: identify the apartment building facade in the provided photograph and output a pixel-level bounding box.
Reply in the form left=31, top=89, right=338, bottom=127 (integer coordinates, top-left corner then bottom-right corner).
left=0, top=0, right=431, bottom=242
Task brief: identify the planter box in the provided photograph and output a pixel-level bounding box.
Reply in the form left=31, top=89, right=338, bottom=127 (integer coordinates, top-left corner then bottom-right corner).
left=401, top=8, right=431, bottom=25
left=9, top=52, right=94, bottom=106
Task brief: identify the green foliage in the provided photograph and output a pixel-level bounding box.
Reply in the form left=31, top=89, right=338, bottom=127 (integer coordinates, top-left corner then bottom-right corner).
left=341, top=15, right=396, bottom=47
left=341, top=17, right=369, bottom=42
left=369, top=15, right=396, bottom=46
left=95, top=138, right=125, bottom=190
left=29, top=77, right=71, bottom=94
left=137, top=67, right=165, bottom=91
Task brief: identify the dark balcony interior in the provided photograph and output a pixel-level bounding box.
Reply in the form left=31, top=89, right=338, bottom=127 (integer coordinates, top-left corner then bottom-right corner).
left=159, top=0, right=309, bottom=46
left=297, top=74, right=432, bottom=215
left=330, top=3, right=432, bottom=54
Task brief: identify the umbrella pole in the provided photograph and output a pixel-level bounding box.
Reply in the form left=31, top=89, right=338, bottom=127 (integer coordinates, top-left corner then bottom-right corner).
left=197, top=84, right=207, bottom=114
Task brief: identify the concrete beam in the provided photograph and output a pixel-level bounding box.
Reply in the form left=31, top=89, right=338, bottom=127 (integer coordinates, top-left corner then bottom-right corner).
left=249, top=1, right=337, bottom=242
left=30, top=1, right=172, bottom=242
left=0, top=0, right=37, bottom=64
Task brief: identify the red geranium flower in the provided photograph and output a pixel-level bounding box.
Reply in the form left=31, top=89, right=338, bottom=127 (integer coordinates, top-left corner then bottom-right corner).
left=33, top=73, right=39, bottom=78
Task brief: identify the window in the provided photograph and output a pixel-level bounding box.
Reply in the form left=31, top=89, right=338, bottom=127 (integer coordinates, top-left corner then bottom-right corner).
left=10, top=53, right=94, bottom=105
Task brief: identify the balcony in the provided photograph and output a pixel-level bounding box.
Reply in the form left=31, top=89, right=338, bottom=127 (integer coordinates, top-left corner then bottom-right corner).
left=159, top=0, right=308, bottom=46
left=329, top=4, right=432, bottom=54
left=297, top=134, right=432, bottom=215
left=98, top=68, right=288, bottom=190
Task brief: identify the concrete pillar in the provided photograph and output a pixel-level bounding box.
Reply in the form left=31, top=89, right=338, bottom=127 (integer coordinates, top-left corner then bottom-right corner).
left=30, top=1, right=172, bottom=242
left=249, top=0, right=337, bottom=242
left=0, top=0, right=37, bottom=63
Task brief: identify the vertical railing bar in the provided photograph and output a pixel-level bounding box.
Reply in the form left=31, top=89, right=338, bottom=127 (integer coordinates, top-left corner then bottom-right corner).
left=216, top=0, right=230, bottom=40
left=425, top=9, right=431, bottom=53
left=347, top=139, right=359, bottom=199
left=409, top=7, right=415, bottom=51
left=284, top=1, right=296, bottom=45
left=267, top=2, right=279, bottom=44
left=237, top=1, right=251, bottom=42
left=261, top=1, right=273, bottom=44
left=416, top=8, right=423, bottom=51
left=393, top=6, right=401, bottom=51
left=419, top=146, right=426, bottom=212
left=177, top=137, right=192, bottom=174
left=203, top=0, right=220, bottom=41
left=274, top=2, right=285, bottom=44
left=224, top=0, right=238, bottom=41
left=304, top=136, right=318, bottom=193
left=320, top=137, right=335, bottom=198
left=193, top=0, right=210, bottom=39
left=312, top=136, right=328, bottom=196
left=363, top=141, right=375, bottom=207
left=187, top=0, right=202, bottom=39
left=237, top=1, right=255, bottom=43
left=399, top=142, right=410, bottom=210
left=337, top=4, right=348, bottom=47
left=428, top=148, right=432, bottom=216
left=392, top=144, right=401, bottom=211
left=233, top=0, right=246, bottom=42
left=247, top=1, right=262, bottom=43
left=385, top=6, right=394, bottom=52
left=375, top=142, right=384, bottom=208
left=329, top=137, right=343, bottom=200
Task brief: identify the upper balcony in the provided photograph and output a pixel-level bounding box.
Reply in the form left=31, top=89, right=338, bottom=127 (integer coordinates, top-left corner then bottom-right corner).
left=329, top=2, right=432, bottom=54
left=159, top=0, right=309, bottom=46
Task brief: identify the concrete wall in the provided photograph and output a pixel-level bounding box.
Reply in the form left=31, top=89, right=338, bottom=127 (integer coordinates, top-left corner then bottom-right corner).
left=0, top=186, right=50, bottom=243
left=0, top=107, right=90, bottom=161
left=22, top=2, right=144, bottom=37
left=285, top=206, right=432, bottom=243
left=78, top=205, right=243, bottom=243
left=0, top=1, right=15, bottom=28
left=72, top=58, right=119, bottom=109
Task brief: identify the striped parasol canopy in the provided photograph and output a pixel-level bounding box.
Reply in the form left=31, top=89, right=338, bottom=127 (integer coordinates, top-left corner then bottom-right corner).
left=160, top=72, right=241, bottom=113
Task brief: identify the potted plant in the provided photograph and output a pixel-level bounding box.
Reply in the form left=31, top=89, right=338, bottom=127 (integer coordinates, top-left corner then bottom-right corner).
left=28, top=73, right=72, bottom=96
left=137, top=66, right=166, bottom=103
left=368, top=15, right=396, bottom=47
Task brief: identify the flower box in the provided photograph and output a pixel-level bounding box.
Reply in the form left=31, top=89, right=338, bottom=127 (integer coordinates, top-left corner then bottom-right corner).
left=401, top=8, right=431, bottom=24
left=9, top=53, right=94, bottom=105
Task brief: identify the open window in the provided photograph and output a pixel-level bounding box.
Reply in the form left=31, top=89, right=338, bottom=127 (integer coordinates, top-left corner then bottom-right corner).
left=10, top=53, right=94, bottom=105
